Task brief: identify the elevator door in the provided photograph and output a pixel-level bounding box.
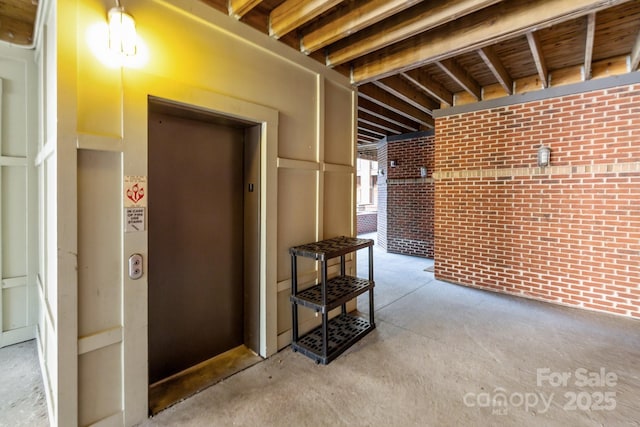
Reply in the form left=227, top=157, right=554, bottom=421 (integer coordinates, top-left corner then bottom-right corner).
left=148, top=110, right=244, bottom=385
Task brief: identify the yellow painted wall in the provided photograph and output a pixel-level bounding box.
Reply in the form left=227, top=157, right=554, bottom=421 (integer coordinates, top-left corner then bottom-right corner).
left=49, top=0, right=357, bottom=425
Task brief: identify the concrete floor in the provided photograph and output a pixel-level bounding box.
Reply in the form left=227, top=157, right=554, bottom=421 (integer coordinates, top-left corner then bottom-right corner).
left=2, top=233, right=639, bottom=426
left=0, top=340, right=48, bottom=427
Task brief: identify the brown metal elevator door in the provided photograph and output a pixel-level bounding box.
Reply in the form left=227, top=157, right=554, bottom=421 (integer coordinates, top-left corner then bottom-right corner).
left=148, top=110, right=244, bottom=385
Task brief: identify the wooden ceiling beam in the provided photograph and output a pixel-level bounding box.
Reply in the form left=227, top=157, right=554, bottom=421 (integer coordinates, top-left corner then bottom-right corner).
left=478, top=46, right=513, bottom=95
left=300, top=0, right=421, bottom=54
left=357, top=98, right=420, bottom=133
left=358, top=128, right=383, bottom=140
left=358, top=84, right=435, bottom=128
left=350, top=0, right=630, bottom=84
left=584, top=13, right=596, bottom=80
left=326, top=0, right=502, bottom=67
left=526, top=31, right=549, bottom=88
left=357, top=134, right=378, bottom=142
left=229, top=0, right=264, bottom=19
left=436, top=59, right=482, bottom=101
left=269, top=0, right=343, bottom=39
left=358, top=125, right=386, bottom=139
left=401, top=70, right=453, bottom=106
left=373, top=76, right=439, bottom=114
left=630, top=29, right=640, bottom=71
left=358, top=112, right=404, bottom=135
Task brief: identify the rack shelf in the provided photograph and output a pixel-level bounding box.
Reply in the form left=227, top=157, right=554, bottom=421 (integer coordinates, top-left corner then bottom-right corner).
left=292, top=314, right=373, bottom=365
left=290, top=276, right=373, bottom=313
left=289, top=236, right=375, bottom=365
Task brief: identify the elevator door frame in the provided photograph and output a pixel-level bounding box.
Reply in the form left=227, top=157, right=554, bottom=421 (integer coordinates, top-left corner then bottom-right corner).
left=122, top=74, right=279, bottom=424
left=147, top=103, right=261, bottom=383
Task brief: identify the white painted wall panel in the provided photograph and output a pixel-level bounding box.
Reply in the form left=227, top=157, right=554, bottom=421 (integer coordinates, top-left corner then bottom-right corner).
left=0, top=44, right=37, bottom=348
left=324, top=80, right=355, bottom=166
left=277, top=168, right=318, bottom=282
left=323, top=171, right=354, bottom=239
left=77, top=150, right=122, bottom=337
left=79, top=343, right=123, bottom=426
left=2, top=167, right=27, bottom=278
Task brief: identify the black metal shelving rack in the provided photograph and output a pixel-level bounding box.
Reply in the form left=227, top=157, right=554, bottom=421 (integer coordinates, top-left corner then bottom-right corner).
left=289, top=236, right=375, bottom=364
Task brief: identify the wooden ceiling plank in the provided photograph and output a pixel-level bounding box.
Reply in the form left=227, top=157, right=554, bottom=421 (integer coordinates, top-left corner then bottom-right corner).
left=401, top=70, right=454, bottom=106
left=373, top=75, right=439, bottom=114
left=229, top=0, right=264, bottom=19
left=630, top=29, right=640, bottom=71
left=326, top=0, right=503, bottom=67
left=358, top=84, right=435, bottom=128
left=478, top=46, right=514, bottom=95
left=357, top=99, right=420, bottom=132
left=436, top=59, right=482, bottom=100
left=0, top=14, right=34, bottom=45
left=269, top=0, right=344, bottom=39
left=526, top=31, right=549, bottom=88
left=584, top=13, right=596, bottom=79
left=351, top=0, right=631, bottom=84
left=300, top=0, right=422, bottom=54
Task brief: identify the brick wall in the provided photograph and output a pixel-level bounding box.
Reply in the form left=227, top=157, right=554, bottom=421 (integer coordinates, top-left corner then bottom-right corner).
left=379, top=134, right=435, bottom=258
left=357, top=212, right=377, bottom=234
left=377, top=141, right=388, bottom=250
left=434, top=83, right=640, bottom=319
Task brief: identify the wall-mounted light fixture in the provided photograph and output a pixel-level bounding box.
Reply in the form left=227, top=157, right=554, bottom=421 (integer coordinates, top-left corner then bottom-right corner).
left=420, top=166, right=427, bottom=178
left=378, top=168, right=385, bottom=176
left=108, top=4, right=137, bottom=56
left=537, top=145, right=551, bottom=167
left=390, top=160, right=397, bottom=168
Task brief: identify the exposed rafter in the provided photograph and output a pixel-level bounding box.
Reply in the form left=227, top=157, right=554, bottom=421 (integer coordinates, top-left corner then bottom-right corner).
left=436, top=59, right=482, bottom=100
left=478, top=46, right=514, bottom=95
left=300, top=0, right=421, bottom=54
left=358, top=112, right=404, bottom=135
left=584, top=13, right=596, bottom=80
left=229, top=0, right=263, bottom=19
left=325, top=0, right=503, bottom=67
left=269, top=0, right=344, bottom=39
left=631, top=29, right=640, bottom=71
left=526, top=31, right=549, bottom=88
left=373, top=75, right=439, bottom=114
left=357, top=98, right=420, bottom=133
left=358, top=84, right=434, bottom=128
left=401, top=70, right=453, bottom=106
left=350, top=0, right=629, bottom=84
left=358, top=126, right=386, bottom=139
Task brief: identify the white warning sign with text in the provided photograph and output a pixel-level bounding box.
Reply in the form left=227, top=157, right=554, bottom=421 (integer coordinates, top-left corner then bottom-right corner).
left=125, top=207, right=146, bottom=233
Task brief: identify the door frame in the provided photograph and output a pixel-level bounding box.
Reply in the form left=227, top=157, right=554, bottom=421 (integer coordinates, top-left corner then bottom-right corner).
left=122, top=70, right=278, bottom=423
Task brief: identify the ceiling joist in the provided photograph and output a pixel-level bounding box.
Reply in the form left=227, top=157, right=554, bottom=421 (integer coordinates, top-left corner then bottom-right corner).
left=358, top=112, right=404, bottom=135
left=358, top=84, right=435, bottom=128
left=584, top=13, right=596, bottom=79
left=401, top=70, right=453, bottom=106
left=436, top=59, right=482, bottom=100
left=350, top=0, right=630, bottom=84
left=357, top=98, right=420, bottom=133
left=478, top=46, right=514, bottom=95
left=526, top=31, right=549, bottom=88
left=300, top=0, right=421, bottom=54
left=269, top=0, right=343, bottom=39
left=373, top=75, right=439, bottom=114
left=325, top=0, right=503, bottom=67
left=630, top=29, right=640, bottom=71
left=229, top=0, right=263, bottom=19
